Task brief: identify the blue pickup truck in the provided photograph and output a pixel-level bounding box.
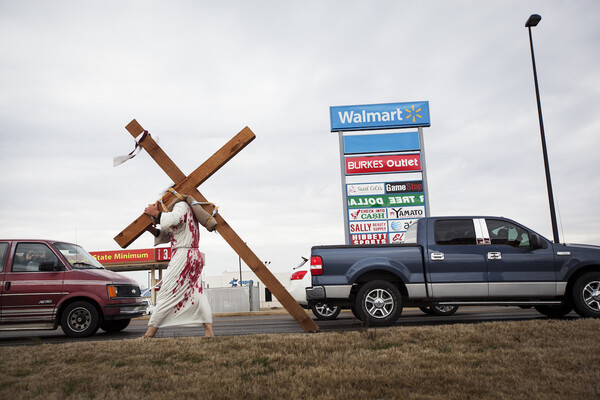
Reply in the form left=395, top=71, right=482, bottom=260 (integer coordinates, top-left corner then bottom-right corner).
left=307, top=216, right=600, bottom=326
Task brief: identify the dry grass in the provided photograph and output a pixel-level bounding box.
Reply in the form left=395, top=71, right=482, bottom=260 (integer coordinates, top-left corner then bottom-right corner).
left=1, top=319, right=599, bottom=400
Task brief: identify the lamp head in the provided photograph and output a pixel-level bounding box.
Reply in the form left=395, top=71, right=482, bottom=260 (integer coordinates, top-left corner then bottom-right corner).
left=526, top=14, right=541, bottom=27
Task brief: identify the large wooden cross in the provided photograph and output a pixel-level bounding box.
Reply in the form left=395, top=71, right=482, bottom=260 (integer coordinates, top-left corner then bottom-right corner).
left=114, top=120, right=318, bottom=333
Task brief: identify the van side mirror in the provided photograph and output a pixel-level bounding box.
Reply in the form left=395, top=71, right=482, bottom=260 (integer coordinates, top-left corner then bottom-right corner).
left=39, top=261, right=63, bottom=272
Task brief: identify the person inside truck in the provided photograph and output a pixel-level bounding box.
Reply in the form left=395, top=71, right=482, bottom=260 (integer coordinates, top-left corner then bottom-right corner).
left=492, top=227, right=509, bottom=245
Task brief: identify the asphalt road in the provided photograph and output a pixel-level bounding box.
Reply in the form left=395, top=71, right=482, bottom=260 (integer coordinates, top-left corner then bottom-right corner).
left=0, top=306, right=581, bottom=346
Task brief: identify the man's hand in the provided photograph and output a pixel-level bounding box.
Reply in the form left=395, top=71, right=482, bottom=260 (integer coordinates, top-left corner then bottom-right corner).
left=144, top=202, right=160, bottom=218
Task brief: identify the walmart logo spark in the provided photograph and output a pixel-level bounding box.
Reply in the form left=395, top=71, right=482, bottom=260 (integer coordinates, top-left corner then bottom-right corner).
left=404, top=105, right=422, bottom=123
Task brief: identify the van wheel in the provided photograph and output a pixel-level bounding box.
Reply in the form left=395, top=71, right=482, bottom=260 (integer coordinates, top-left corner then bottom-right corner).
left=100, top=319, right=131, bottom=332
left=61, top=301, right=100, bottom=338
left=311, top=303, right=341, bottom=320
left=356, top=280, right=403, bottom=326
left=572, top=272, right=600, bottom=318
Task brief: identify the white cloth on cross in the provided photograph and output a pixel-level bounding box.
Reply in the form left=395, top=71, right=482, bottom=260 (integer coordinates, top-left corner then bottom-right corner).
left=113, top=131, right=159, bottom=167
left=148, top=202, right=212, bottom=328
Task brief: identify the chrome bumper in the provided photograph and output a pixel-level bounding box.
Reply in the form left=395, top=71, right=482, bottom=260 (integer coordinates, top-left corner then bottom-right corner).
left=103, top=302, right=147, bottom=318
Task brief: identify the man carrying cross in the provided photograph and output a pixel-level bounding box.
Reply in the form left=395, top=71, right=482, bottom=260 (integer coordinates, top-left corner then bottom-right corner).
left=140, top=198, right=214, bottom=338
left=115, top=120, right=319, bottom=335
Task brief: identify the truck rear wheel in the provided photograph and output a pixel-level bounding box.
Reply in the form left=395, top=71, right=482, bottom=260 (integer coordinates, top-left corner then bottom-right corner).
left=421, top=305, right=459, bottom=316
left=351, top=306, right=362, bottom=320
left=572, top=271, right=600, bottom=318
left=356, top=280, right=403, bottom=326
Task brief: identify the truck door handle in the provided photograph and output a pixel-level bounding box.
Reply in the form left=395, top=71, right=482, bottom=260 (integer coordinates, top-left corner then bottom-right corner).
left=4, top=282, right=10, bottom=291
left=487, top=252, right=502, bottom=260
left=431, top=252, right=445, bottom=261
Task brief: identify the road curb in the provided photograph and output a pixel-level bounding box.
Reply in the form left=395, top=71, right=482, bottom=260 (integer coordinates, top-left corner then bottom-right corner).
left=135, top=308, right=295, bottom=320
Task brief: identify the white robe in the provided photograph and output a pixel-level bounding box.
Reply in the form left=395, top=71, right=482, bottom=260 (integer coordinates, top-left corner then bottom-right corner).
left=149, top=202, right=212, bottom=328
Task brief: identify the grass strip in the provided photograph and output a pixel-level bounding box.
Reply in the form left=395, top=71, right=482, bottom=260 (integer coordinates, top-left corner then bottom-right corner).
left=1, top=318, right=599, bottom=399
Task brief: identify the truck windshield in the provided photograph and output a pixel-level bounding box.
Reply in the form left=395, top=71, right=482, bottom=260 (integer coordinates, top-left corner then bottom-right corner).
left=403, top=223, right=418, bottom=243
left=53, top=242, right=105, bottom=269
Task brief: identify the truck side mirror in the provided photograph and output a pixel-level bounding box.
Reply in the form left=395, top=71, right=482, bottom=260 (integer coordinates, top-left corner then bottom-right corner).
left=530, top=234, right=547, bottom=249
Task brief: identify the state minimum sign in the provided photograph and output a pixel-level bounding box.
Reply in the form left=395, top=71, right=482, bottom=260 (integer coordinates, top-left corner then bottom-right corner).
left=330, top=101, right=430, bottom=131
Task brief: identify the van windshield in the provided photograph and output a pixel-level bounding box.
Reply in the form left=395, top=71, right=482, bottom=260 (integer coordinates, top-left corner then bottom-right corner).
left=53, top=242, right=105, bottom=269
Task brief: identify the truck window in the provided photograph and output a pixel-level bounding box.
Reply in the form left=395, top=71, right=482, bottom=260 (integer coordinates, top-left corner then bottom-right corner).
left=434, top=220, right=476, bottom=245
left=486, top=219, right=530, bottom=248
left=0, top=242, right=8, bottom=272
left=12, top=243, right=59, bottom=272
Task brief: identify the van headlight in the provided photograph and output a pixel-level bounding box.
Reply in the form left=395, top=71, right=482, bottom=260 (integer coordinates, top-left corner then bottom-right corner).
left=107, top=285, right=141, bottom=299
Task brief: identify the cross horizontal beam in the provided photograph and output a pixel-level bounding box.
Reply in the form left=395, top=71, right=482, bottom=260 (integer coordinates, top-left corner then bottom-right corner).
left=114, top=120, right=255, bottom=248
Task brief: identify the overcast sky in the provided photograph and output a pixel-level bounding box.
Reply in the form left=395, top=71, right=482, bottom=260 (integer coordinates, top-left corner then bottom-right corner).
left=1, top=1, right=598, bottom=287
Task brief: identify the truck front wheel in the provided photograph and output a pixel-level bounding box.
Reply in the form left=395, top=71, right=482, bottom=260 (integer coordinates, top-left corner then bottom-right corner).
left=572, top=271, right=600, bottom=318
left=534, top=304, right=572, bottom=318
left=356, top=280, right=403, bottom=326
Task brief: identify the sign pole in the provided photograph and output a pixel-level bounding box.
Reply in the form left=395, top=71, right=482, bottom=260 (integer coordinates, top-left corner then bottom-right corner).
left=338, top=131, right=350, bottom=245
left=418, top=126, right=431, bottom=217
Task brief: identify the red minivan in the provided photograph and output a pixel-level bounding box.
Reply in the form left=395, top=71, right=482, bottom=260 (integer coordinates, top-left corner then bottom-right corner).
left=0, top=240, right=146, bottom=337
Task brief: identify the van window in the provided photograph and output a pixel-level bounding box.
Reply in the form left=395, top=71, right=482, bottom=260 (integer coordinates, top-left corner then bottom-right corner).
left=434, top=220, right=476, bottom=245
left=0, top=242, right=8, bottom=272
left=12, top=243, right=59, bottom=272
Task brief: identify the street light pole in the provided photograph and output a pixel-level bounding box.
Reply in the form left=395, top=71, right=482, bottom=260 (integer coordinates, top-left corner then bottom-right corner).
left=526, top=14, right=560, bottom=244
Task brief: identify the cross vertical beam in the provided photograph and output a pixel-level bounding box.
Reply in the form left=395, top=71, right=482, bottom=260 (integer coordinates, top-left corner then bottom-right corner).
left=114, top=120, right=319, bottom=333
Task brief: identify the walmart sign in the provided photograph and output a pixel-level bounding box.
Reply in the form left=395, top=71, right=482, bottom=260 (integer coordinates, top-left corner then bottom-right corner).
left=330, top=101, right=430, bottom=131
